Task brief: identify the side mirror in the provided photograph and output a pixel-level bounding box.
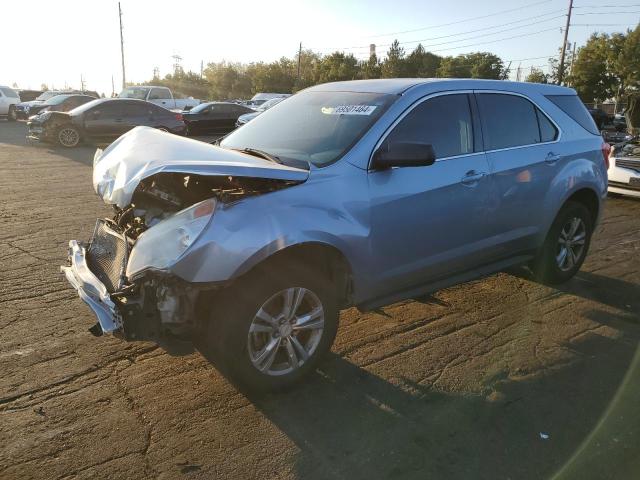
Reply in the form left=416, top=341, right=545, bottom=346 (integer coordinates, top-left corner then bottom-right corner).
left=372, top=141, right=436, bottom=169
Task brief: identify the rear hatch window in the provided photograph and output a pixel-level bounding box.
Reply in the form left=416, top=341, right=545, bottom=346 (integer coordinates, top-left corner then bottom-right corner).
left=545, top=95, right=600, bottom=135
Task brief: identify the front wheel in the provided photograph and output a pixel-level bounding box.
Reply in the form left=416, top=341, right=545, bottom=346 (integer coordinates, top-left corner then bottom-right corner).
left=8, top=106, right=17, bottom=122
left=531, top=201, right=593, bottom=284
left=56, top=126, right=81, bottom=148
left=209, top=263, right=339, bottom=391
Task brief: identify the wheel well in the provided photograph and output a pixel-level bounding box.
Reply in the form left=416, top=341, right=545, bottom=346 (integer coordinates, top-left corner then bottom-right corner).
left=256, top=243, right=354, bottom=308
left=566, top=188, right=599, bottom=224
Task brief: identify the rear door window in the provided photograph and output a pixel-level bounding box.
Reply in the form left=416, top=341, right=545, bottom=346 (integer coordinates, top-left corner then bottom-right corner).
left=476, top=93, right=541, bottom=150
left=149, top=88, right=171, bottom=100
left=545, top=94, right=600, bottom=135
left=384, top=94, right=474, bottom=159
left=89, top=103, right=122, bottom=119
left=122, top=103, right=151, bottom=117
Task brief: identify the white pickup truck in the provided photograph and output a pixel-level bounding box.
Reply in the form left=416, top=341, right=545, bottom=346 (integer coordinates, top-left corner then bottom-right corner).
left=118, top=86, right=200, bottom=111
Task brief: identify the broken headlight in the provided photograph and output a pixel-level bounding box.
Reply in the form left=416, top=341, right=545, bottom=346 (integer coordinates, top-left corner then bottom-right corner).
left=126, top=198, right=216, bottom=279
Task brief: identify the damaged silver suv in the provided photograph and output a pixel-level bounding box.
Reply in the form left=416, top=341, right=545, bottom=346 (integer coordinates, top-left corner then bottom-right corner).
left=62, top=79, right=608, bottom=390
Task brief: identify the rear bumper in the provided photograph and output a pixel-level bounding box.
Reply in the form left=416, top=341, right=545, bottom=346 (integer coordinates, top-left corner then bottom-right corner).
left=60, top=240, right=122, bottom=334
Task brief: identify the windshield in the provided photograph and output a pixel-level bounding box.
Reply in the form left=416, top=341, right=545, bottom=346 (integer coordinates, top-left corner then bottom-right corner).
left=44, top=95, right=71, bottom=106
left=257, top=98, right=284, bottom=111
left=221, top=91, right=395, bottom=166
left=35, top=91, right=60, bottom=101
left=188, top=102, right=212, bottom=113
left=119, top=87, right=150, bottom=99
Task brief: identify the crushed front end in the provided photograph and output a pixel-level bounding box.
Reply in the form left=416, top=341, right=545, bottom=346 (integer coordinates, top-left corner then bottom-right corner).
left=60, top=127, right=309, bottom=339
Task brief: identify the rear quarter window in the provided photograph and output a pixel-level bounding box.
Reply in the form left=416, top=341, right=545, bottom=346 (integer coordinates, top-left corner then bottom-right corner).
left=545, top=95, right=600, bottom=135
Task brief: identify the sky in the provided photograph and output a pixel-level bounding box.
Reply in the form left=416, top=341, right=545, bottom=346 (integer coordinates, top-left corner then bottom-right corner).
left=2, top=0, right=639, bottom=96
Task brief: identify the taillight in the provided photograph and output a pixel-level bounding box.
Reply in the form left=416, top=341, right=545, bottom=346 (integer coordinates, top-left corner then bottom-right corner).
left=601, top=142, right=611, bottom=170
left=174, top=113, right=183, bottom=121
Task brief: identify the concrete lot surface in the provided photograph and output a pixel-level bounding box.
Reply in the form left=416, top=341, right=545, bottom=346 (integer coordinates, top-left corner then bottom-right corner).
left=1, top=121, right=639, bottom=479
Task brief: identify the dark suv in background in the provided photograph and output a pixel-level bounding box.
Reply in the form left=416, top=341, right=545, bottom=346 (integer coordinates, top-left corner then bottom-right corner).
left=26, top=94, right=96, bottom=117
left=27, top=98, right=187, bottom=147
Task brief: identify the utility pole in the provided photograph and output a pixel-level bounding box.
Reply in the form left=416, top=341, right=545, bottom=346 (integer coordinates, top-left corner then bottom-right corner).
left=557, top=0, right=573, bottom=85
left=80, top=74, right=85, bottom=91
left=568, top=41, right=577, bottom=82
left=297, top=42, right=302, bottom=82
left=118, top=2, right=126, bottom=90
left=200, top=60, right=204, bottom=79
left=111, top=75, right=115, bottom=97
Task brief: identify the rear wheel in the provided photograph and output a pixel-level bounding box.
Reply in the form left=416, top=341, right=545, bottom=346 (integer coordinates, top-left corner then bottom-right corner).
left=8, top=105, right=16, bottom=122
left=56, top=126, right=81, bottom=148
left=208, top=262, right=338, bottom=391
left=531, top=201, right=593, bottom=284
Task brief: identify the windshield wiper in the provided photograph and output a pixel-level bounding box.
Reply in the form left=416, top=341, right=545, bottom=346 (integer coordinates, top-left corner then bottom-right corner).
left=240, top=148, right=282, bottom=164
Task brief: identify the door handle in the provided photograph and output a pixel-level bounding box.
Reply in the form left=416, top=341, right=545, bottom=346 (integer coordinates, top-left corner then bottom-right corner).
left=545, top=152, right=561, bottom=164
left=461, top=170, right=487, bottom=186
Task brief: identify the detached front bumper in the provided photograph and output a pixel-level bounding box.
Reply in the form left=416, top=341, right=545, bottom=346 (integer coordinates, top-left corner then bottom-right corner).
left=61, top=240, right=122, bottom=334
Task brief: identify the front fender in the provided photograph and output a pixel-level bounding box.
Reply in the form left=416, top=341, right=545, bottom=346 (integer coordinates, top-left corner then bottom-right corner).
left=169, top=161, right=371, bottom=288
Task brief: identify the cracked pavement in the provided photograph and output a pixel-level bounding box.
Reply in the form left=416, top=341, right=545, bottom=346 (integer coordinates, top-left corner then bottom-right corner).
left=1, top=121, right=639, bottom=479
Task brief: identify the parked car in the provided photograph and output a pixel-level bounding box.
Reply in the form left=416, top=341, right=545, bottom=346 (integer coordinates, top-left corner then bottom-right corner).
left=26, top=94, right=97, bottom=117
left=612, top=113, right=627, bottom=131
left=608, top=139, right=640, bottom=197
left=587, top=107, right=610, bottom=130
left=119, top=86, right=200, bottom=111
left=27, top=98, right=186, bottom=147
left=183, top=102, right=255, bottom=135
left=0, top=86, right=20, bottom=121
left=17, top=89, right=43, bottom=102
left=15, top=90, right=99, bottom=120
left=62, top=79, right=607, bottom=391
left=236, top=97, right=286, bottom=127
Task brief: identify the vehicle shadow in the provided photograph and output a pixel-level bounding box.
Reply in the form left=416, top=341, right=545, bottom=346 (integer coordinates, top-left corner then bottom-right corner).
left=509, top=267, right=640, bottom=315
left=194, top=306, right=640, bottom=480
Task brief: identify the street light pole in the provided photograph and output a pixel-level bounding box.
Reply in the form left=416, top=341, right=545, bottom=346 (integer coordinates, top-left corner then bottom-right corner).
left=119, top=2, right=126, bottom=90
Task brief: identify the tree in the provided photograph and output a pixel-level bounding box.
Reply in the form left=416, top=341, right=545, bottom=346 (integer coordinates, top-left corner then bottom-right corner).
left=360, top=53, right=381, bottom=79
left=294, top=50, right=322, bottom=91
left=317, top=52, right=359, bottom=83
left=437, top=56, right=472, bottom=78
left=381, top=40, right=406, bottom=78
left=619, top=25, right=640, bottom=94
left=405, top=44, right=441, bottom=77
left=437, top=52, right=504, bottom=79
left=526, top=68, right=548, bottom=84
left=468, top=53, right=504, bottom=79
left=568, top=33, right=619, bottom=103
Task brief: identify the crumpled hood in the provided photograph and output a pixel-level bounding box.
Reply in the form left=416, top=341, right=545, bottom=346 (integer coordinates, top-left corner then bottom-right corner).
left=92, top=126, right=310, bottom=208
left=18, top=100, right=44, bottom=108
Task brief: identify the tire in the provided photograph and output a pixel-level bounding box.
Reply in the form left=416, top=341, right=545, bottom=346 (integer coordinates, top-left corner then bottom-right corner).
left=8, top=105, right=16, bottom=122
left=208, top=262, right=339, bottom=392
left=56, top=125, right=81, bottom=148
left=531, top=201, right=593, bottom=284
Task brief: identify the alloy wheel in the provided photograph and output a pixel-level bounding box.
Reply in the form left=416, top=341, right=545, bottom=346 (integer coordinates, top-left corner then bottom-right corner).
left=58, top=128, right=80, bottom=147
left=247, top=287, right=325, bottom=376
left=556, top=216, right=586, bottom=272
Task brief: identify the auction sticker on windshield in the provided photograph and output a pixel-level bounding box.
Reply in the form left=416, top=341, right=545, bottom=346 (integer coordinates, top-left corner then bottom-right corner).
left=322, top=105, right=377, bottom=115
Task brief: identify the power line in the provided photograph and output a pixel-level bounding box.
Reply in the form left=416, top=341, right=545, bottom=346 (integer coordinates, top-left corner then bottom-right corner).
left=364, top=0, right=554, bottom=38
left=574, top=10, right=640, bottom=15
left=309, top=10, right=565, bottom=51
